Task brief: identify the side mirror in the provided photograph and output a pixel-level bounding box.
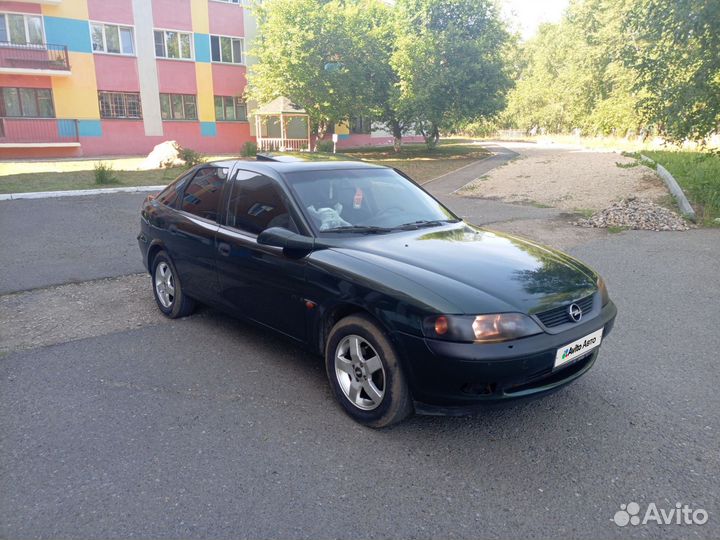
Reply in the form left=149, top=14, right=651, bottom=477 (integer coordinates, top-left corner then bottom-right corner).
left=257, top=227, right=315, bottom=253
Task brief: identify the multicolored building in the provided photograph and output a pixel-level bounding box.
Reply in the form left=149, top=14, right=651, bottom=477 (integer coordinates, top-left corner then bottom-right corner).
left=0, top=0, right=255, bottom=158
left=0, top=0, right=420, bottom=158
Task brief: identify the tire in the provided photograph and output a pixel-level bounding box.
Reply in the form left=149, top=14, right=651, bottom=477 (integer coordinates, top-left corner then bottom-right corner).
left=325, top=314, right=413, bottom=428
left=151, top=251, right=196, bottom=319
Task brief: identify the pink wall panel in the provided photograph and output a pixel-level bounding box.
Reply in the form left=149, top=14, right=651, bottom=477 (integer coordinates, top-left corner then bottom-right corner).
left=79, top=120, right=253, bottom=156
left=208, top=2, right=244, bottom=37
left=79, top=121, right=149, bottom=155
left=152, top=0, right=192, bottom=31
left=88, top=0, right=134, bottom=25
left=157, top=59, right=197, bottom=94
left=213, top=121, right=252, bottom=153
left=93, top=55, right=139, bottom=92
left=0, top=2, right=41, bottom=14
left=0, top=74, right=51, bottom=88
left=211, top=63, right=246, bottom=96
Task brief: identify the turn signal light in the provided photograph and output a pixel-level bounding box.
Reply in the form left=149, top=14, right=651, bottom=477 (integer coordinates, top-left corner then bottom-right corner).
left=434, top=316, right=449, bottom=335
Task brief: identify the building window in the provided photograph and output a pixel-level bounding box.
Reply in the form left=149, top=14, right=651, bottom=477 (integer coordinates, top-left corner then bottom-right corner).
left=98, top=91, right=142, bottom=119
left=91, top=23, right=134, bottom=55
left=214, top=96, right=247, bottom=121
left=0, top=13, right=44, bottom=45
left=350, top=115, right=372, bottom=134
left=210, top=35, right=243, bottom=64
left=212, top=0, right=244, bottom=4
left=160, top=93, right=197, bottom=121
left=154, top=30, right=193, bottom=60
left=1, top=87, right=54, bottom=117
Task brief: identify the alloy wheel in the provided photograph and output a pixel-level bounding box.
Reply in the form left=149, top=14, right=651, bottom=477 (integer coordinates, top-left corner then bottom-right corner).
left=334, top=334, right=386, bottom=410
left=154, top=261, right=175, bottom=308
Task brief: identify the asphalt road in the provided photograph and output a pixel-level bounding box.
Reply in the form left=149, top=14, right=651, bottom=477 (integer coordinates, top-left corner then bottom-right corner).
left=1, top=153, right=719, bottom=539
left=0, top=192, right=148, bottom=294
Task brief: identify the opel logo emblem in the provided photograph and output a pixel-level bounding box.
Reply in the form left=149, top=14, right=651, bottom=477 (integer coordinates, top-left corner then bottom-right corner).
left=568, top=303, right=583, bottom=322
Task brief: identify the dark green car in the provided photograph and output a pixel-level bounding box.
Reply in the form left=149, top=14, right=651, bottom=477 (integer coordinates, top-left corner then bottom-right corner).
left=138, top=158, right=617, bottom=427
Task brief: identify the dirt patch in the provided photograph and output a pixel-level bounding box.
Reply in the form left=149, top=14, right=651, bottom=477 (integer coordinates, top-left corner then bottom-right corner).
left=0, top=274, right=171, bottom=354
left=458, top=142, right=669, bottom=212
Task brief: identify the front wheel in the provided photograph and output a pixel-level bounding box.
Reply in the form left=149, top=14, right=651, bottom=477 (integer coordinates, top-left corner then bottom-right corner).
left=151, top=251, right=196, bottom=319
left=325, top=314, right=413, bottom=428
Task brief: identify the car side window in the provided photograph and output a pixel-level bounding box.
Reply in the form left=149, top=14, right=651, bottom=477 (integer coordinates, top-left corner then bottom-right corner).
left=226, top=171, right=298, bottom=235
left=180, top=166, right=228, bottom=221
left=156, top=170, right=192, bottom=208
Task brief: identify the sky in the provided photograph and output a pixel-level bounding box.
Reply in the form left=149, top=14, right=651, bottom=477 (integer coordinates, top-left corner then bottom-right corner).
left=501, top=0, right=569, bottom=40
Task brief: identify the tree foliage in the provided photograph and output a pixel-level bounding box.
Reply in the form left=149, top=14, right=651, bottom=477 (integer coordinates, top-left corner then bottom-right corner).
left=505, top=0, right=644, bottom=136
left=248, top=0, right=513, bottom=150
left=505, top=0, right=719, bottom=142
left=247, top=0, right=360, bottom=141
left=624, top=0, right=720, bottom=142
left=392, top=0, right=513, bottom=147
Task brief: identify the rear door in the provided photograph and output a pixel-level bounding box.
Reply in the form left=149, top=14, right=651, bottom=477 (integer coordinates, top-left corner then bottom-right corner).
left=169, top=164, right=230, bottom=302
left=215, top=169, right=309, bottom=341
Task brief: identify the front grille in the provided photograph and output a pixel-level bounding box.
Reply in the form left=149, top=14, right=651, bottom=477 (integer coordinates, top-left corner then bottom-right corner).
left=535, top=294, right=594, bottom=328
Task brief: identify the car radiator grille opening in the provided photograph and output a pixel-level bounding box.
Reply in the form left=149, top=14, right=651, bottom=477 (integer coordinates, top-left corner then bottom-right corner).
left=504, top=352, right=596, bottom=394
left=535, top=294, right=594, bottom=328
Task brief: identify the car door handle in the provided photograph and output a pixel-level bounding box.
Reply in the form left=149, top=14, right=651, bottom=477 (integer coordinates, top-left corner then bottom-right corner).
left=218, top=242, right=231, bottom=257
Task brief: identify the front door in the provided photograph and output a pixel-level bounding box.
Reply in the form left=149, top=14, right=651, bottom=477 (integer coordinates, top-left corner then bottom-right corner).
left=215, top=170, right=308, bottom=341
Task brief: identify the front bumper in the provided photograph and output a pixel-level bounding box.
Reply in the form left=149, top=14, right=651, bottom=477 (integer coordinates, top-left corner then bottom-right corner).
left=393, top=300, right=617, bottom=413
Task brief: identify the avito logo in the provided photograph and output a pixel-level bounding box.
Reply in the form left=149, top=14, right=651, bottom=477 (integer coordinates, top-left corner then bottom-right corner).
left=612, top=502, right=709, bottom=527
left=562, top=336, right=597, bottom=360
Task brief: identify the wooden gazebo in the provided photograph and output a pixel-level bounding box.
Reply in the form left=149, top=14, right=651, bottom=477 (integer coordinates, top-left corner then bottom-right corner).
left=254, top=97, right=311, bottom=152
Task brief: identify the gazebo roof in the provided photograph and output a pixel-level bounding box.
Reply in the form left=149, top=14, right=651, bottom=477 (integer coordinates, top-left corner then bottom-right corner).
left=255, top=97, right=307, bottom=115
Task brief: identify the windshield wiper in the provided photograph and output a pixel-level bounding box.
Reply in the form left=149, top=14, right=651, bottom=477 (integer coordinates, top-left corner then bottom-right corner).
left=396, top=219, right=460, bottom=230
left=323, top=225, right=394, bottom=234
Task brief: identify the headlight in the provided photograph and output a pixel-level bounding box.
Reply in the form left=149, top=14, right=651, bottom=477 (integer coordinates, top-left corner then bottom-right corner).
left=423, top=313, right=542, bottom=343
left=597, top=277, right=610, bottom=306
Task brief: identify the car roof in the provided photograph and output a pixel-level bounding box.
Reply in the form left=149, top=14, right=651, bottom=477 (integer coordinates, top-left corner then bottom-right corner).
left=206, top=158, right=388, bottom=176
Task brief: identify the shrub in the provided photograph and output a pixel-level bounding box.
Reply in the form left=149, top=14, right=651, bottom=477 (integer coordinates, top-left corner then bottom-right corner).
left=241, top=141, right=257, bottom=157
left=317, top=140, right=334, bottom=153
left=178, top=146, right=205, bottom=168
left=94, top=162, right=118, bottom=185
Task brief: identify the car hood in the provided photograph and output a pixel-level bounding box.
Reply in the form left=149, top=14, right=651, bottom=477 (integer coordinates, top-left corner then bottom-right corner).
left=327, top=223, right=598, bottom=314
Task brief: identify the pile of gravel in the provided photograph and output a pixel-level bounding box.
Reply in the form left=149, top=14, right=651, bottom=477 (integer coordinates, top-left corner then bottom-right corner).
left=574, top=197, right=692, bottom=231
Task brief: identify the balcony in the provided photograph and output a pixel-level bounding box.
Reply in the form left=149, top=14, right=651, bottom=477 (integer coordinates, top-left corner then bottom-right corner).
left=0, top=42, right=71, bottom=76
left=0, top=118, right=80, bottom=148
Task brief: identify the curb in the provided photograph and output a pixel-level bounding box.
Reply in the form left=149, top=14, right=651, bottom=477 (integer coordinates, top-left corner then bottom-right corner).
left=0, top=185, right=166, bottom=201
left=640, top=154, right=697, bottom=222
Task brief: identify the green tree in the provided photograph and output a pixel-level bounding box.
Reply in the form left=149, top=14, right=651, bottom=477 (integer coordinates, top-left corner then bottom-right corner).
left=247, top=0, right=362, bottom=144
left=623, top=0, right=720, bottom=142
left=342, top=1, right=410, bottom=152
left=505, top=0, right=645, bottom=136
left=392, top=0, right=513, bottom=148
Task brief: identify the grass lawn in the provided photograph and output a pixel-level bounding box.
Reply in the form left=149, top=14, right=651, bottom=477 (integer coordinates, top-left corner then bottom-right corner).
left=0, top=139, right=489, bottom=194
left=643, top=150, right=720, bottom=226
left=0, top=166, right=188, bottom=194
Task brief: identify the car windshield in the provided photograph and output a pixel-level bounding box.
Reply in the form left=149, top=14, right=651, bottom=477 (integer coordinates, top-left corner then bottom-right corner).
left=285, top=168, right=458, bottom=233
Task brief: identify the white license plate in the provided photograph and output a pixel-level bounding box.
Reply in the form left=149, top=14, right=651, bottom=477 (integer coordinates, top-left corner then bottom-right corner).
left=554, top=327, right=604, bottom=368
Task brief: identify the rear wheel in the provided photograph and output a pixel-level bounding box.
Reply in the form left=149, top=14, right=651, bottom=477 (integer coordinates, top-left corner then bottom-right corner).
left=325, top=314, right=413, bottom=427
left=151, top=251, right=196, bottom=319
